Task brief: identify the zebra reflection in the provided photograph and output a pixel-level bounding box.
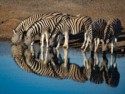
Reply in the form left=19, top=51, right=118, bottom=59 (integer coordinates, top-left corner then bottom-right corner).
left=82, top=51, right=120, bottom=87
left=11, top=44, right=120, bottom=86
left=106, top=54, right=120, bottom=87
left=11, top=44, right=32, bottom=72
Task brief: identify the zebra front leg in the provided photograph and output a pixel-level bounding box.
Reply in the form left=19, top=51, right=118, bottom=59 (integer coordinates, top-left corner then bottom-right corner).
left=94, top=52, right=99, bottom=66
left=114, top=38, right=117, bottom=53
left=94, top=38, right=100, bottom=52
left=40, top=34, right=45, bottom=48
left=111, top=42, right=114, bottom=54
left=56, top=41, right=60, bottom=50
left=81, top=33, right=87, bottom=49
left=63, top=48, right=69, bottom=68
left=81, top=40, right=86, bottom=49
left=55, top=48, right=63, bottom=64
left=63, top=32, right=69, bottom=49
left=82, top=51, right=89, bottom=69
left=30, top=41, right=35, bottom=56
left=45, top=32, right=49, bottom=48
left=44, top=48, right=49, bottom=64
left=56, top=35, right=61, bottom=49
left=40, top=47, right=44, bottom=61
left=83, top=38, right=90, bottom=52
left=110, top=53, right=116, bottom=67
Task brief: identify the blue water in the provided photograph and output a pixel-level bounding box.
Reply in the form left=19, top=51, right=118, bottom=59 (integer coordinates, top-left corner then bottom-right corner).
left=0, top=41, right=125, bottom=94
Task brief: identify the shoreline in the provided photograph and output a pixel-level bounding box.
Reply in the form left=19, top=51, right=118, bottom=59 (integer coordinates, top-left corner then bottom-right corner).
left=1, top=32, right=125, bottom=57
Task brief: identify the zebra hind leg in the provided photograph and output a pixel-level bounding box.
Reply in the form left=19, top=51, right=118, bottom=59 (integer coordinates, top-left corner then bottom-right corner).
left=83, top=38, right=90, bottom=52
left=30, top=41, right=35, bottom=57
left=63, top=32, right=69, bottom=49
left=81, top=33, right=87, bottom=49
left=45, top=31, right=49, bottom=48
left=94, top=38, right=100, bottom=53
left=40, top=34, right=45, bottom=48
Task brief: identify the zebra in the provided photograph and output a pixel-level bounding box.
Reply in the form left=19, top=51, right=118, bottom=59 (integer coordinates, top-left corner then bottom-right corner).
left=11, top=12, right=63, bottom=44
left=106, top=54, right=120, bottom=87
left=24, top=48, right=58, bottom=78
left=47, top=48, right=69, bottom=79
left=50, top=16, right=92, bottom=49
left=103, top=18, right=122, bottom=54
left=11, top=44, right=32, bottom=72
left=81, top=19, right=107, bottom=52
left=68, top=63, right=86, bottom=82
left=90, top=52, right=104, bottom=84
left=24, top=13, right=70, bottom=50
left=82, top=51, right=93, bottom=80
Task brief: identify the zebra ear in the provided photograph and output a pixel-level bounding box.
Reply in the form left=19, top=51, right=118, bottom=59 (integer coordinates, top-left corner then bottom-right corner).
left=13, top=30, right=16, bottom=34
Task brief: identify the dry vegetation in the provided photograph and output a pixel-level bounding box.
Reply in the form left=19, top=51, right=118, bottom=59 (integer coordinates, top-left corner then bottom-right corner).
left=0, top=0, right=125, bottom=41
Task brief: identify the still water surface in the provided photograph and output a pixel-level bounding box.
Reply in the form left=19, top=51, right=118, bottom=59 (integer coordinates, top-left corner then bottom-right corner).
left=0, top=41, right=125, bottom=94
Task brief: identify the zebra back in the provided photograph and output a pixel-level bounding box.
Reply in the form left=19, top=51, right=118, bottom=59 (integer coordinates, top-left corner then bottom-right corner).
left=87, top=19, right=107, bottom=40
left=12, top=12, right=63, bottom=44
left=67, top=16, right=92, bottom=34
left=15, top=12, right=63, bottom=33
left=104, top=18, right=122, bottom=41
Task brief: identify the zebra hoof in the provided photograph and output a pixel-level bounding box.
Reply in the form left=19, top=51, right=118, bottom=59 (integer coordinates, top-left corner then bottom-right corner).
left=63, top=45, right=68, bottom=49
left=81, top=47, right=84, bottom=50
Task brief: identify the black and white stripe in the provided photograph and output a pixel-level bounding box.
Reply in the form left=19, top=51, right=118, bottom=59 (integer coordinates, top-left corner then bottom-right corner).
left=81, top=19, right=107, bottom=52
left=24, top=48, right=57, bottom=78
left=24, top=14, right=69, bottom=48
left=50, top=16, right=92, bottom=48
left=103, top=18, right=122, bottom=54
left=11, top=12, right=63, bottom=44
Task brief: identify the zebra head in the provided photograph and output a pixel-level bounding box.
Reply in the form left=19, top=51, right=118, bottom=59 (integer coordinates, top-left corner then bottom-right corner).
left=11, top=30, right=23, bottom=44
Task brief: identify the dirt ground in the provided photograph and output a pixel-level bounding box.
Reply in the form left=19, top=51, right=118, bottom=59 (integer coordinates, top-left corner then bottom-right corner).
left=0, top=0, right=125, bottom=55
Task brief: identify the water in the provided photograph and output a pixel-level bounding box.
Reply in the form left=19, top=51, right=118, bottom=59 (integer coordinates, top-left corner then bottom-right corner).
left=0, top=41, right=125, bottom=94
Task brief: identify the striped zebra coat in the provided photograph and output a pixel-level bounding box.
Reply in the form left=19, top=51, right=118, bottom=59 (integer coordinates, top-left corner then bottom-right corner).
left=24, top=48, right=58, bottom=78
left=24, top=14, right=70, bottom=49
left=11, top=12, right=63, bottom=44
left=81, top=19, right=107, bottom=52
left=50, top=16, right=92, bottom=49
left=103, top=18, right=122, bottom=54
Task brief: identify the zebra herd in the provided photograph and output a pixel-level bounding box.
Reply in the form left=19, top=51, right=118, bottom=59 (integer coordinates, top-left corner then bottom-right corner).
left=11, top=43, right=120, bottom=87
left=11, top=12, right=123, bottom=54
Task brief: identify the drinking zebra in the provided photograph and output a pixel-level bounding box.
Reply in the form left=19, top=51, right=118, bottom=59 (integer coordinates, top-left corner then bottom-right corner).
left=24, top=13, right=70, bottom=50
left=81, top=19, right=107, bottom=52
left=50, top=16, right=92, bottom=49
left=11, top=12, right=63, bottom=44
left=103, top=18, right=122, bottom=54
